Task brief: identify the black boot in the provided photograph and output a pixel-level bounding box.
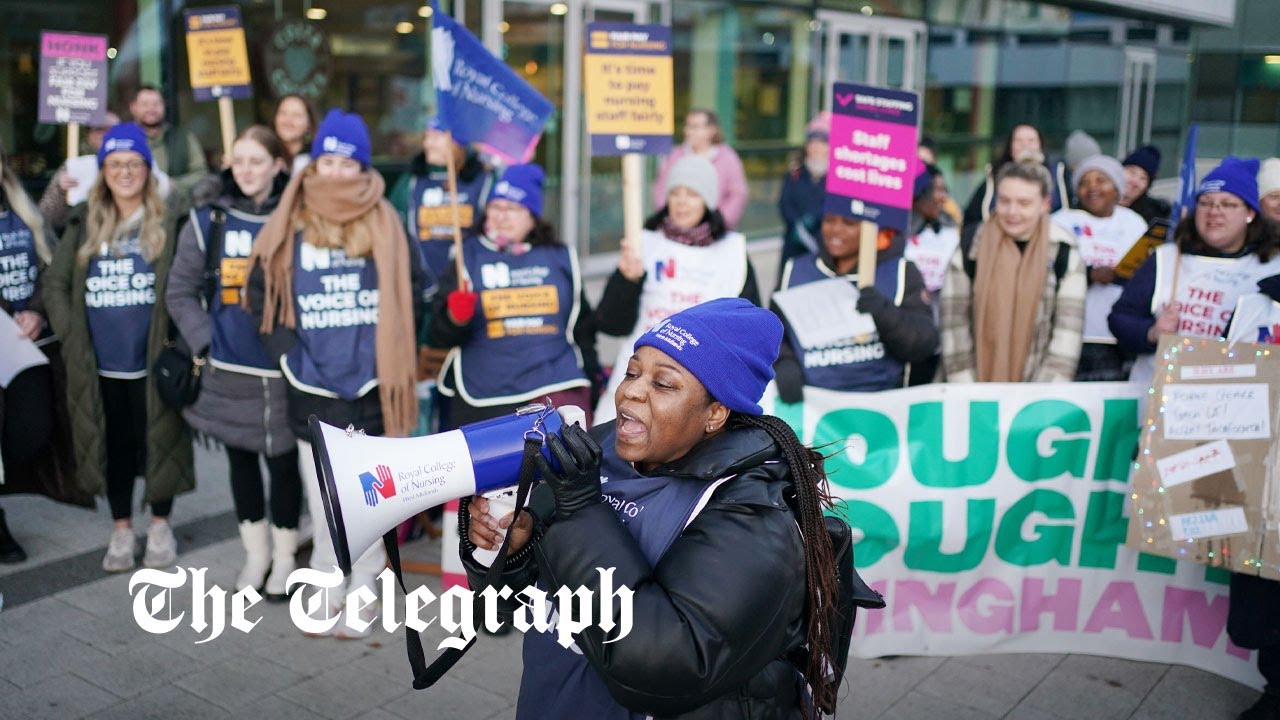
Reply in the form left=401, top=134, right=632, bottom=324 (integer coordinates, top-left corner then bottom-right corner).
left=0, top=508, right=27, bottom=564
left=1239, top=692, right=1280, bottom=720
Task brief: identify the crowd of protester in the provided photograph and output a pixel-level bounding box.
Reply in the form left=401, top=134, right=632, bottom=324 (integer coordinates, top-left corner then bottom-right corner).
left=1, top=93, right=1279, bottom=718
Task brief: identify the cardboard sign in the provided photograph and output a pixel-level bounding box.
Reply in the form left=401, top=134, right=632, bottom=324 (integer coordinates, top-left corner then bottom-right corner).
left=37, top=31, right=108, bottom=125
left=1127, top=335, right=1280, bottom=581
left=1113, top=219, right=1169, bottom=280
left=584, top=22, right=674, bottom=156
left=825, top=82, right=920, bottom=234
left=184, top=6, right=252, bottom=101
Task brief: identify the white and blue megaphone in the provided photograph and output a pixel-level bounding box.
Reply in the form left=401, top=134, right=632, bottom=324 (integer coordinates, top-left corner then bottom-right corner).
left=307, top=402, right=585, bottom=575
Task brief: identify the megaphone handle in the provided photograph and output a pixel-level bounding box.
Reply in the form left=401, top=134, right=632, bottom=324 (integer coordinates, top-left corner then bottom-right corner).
left=386, top=435, right=545, bottom=691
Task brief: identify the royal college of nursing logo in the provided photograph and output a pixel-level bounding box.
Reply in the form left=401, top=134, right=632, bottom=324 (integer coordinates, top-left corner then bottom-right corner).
left=359, top=464, right=396, bottom=507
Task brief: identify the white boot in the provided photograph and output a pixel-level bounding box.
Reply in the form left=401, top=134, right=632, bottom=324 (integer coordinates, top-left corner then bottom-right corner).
left=236, top=520, right=271, bottom=591
left=265, top=526, right=299, bottom=602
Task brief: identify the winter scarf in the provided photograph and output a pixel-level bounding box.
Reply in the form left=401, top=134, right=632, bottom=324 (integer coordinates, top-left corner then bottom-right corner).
left=247, top=170, right=417, bottom=437
left=972, top=216, right=1049, bottom=382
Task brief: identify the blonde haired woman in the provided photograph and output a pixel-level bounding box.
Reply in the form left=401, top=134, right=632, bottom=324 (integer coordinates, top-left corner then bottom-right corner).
left=44, top=122, right=194, bottom=572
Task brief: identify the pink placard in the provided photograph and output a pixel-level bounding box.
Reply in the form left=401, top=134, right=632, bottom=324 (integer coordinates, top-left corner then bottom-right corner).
left=827, top=113, right=918, bottom=211
left=41, top=32, right=107, bottom=61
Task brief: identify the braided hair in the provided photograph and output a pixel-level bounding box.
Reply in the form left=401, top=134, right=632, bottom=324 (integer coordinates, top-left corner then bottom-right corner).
left=729, top=412, right=841, bottom=718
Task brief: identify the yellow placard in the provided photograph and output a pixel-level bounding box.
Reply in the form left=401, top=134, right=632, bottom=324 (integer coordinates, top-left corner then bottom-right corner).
left=418, top=205, right=475, bottom=240
left=481, top=285, right=560, bottom=320
left=584, top=50, right=673, bottom=138
left=220, top=257, right=249, bottom=290
left=1114, top=219, right=1170, bottom=280
left=186, top=27, right=251, bottom=89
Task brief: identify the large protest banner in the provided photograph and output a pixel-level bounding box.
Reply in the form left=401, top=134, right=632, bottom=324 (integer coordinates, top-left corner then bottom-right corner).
left=765, top=382, right=1264, bottom=688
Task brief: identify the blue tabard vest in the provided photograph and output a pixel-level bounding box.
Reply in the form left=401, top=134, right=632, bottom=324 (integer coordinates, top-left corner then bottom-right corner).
left=85, top=233, right=156, bottom=378
left=517, top=428, right=728, bottom=720
left=191, top=206, right=276, bottom=375
left=779, top=254, right=907, bottom=392
left=0, top=209, right=39, bottom=313
left=282, top=238, right=380, bottom=400
left=440, top=236, right=588, bottom=406
left=408, top=167, right=492, bottom=275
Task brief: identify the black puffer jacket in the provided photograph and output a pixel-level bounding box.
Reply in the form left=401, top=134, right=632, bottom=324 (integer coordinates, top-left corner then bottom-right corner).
left=464, top=421, right=808, bottom=719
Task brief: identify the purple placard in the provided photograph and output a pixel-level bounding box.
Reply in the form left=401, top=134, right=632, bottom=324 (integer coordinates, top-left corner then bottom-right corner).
left=38, top=32, right=109, bottom=126
left=824, top=82, right=921, bottom=233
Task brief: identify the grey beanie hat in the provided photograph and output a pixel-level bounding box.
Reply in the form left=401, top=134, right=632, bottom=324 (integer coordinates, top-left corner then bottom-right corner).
left=1065, top=130, right=1102, bottom=169
left=665, top=154, right=719, bottom=211
left=1072, top=154, right=1126, bottom=197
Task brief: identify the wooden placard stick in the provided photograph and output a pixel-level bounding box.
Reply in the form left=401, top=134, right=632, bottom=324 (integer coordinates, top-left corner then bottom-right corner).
left=217, top=95, right=236, bottom=166
left=858, top=220, right=878, bottom=288
left=445, top=130, right=468, bottom=292
left=67, top=122, right=80, bottom=160
left=621, top=152, right=643, bottom=264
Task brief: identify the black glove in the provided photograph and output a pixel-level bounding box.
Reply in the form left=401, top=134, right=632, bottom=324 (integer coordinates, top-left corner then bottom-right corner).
left=856, top=286, right=891, bottom=316
left=1258, top=274, right=1280, bottom=303
left=534, top=423, right=603, bottom=520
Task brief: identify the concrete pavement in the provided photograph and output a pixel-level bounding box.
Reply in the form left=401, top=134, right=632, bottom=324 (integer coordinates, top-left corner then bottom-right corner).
left=0, top=444, right=1264, bottom=719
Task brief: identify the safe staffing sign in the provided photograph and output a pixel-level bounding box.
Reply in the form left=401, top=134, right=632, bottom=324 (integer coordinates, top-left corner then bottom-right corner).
left=825, top=82, right=920, bottom=234
left=185, top=6, right=252, bottom=101
left=584, top=22, right=674, bottom=156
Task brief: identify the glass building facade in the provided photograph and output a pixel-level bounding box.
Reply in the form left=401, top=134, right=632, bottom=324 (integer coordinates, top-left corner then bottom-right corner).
left=0, top=0, right=1236, bottom=267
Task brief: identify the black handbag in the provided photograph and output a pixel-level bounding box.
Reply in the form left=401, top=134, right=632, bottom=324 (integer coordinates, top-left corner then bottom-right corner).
left=153, top=209, right=224, bottom=409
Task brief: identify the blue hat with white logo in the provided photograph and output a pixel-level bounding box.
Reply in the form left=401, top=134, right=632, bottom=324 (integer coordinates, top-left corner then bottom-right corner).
left=633, top=298, right=782, bottom=415
left=97, top=122, right=153, bottom=169
left=311, top=109, right=372, bottom=168
left=491, top=164, right=545, bottom=218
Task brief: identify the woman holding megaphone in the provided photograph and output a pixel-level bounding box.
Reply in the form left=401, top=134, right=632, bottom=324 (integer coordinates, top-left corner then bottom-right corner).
left=247, top=109, right=426, bottom=638
left=463, top=298, right=852, bottom=720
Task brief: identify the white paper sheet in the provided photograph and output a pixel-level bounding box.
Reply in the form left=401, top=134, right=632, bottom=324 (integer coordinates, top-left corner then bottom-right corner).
left=1163, top=383, right=1271, bottom=441
left=771, top=278, right=876, bottom=349
left=1168, top=506, right=1249, bottom=541
left=0, top=310, right=49, bottom=388
left=64, top=154, right=98, bottom=206
left=1156, top=440, right=1237, bottom=488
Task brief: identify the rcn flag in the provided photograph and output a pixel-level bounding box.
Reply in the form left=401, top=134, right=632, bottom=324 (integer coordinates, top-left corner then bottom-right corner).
left=1170, top=123, right=1198, bottom=226
left=430, top=0, right=553, bottom=164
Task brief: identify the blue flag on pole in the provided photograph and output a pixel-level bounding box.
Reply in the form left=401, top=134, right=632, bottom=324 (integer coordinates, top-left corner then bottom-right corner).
left=1170, top=124, right=1198, bottom=226
left=430, top=0, right=553, bottom=165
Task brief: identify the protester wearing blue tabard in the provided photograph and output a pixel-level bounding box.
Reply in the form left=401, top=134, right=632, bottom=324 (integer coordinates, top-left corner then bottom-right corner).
left=462, top=298, right=854, bottom=719
left=772, top=213, right=937, bottom=400
left=0, top=137, right=92, bottom=566
left=166, top=125, right=302, bottom=601
left=44, top=123, right=194, bottom=573
left=394, top=116, right=495, bottom=277
left=248, top=109, right=426, bottom=638
left=429, top=163, right=597, bottom=429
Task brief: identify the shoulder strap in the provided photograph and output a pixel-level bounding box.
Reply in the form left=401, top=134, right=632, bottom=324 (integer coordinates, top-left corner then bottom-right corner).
left=960, top=225, right=978, bottom=281
left=1054, top=238, right=1071, bottom=283
left=388, top=435, right=542, bottom=690
left=203, top=208, right=226, bottom=308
